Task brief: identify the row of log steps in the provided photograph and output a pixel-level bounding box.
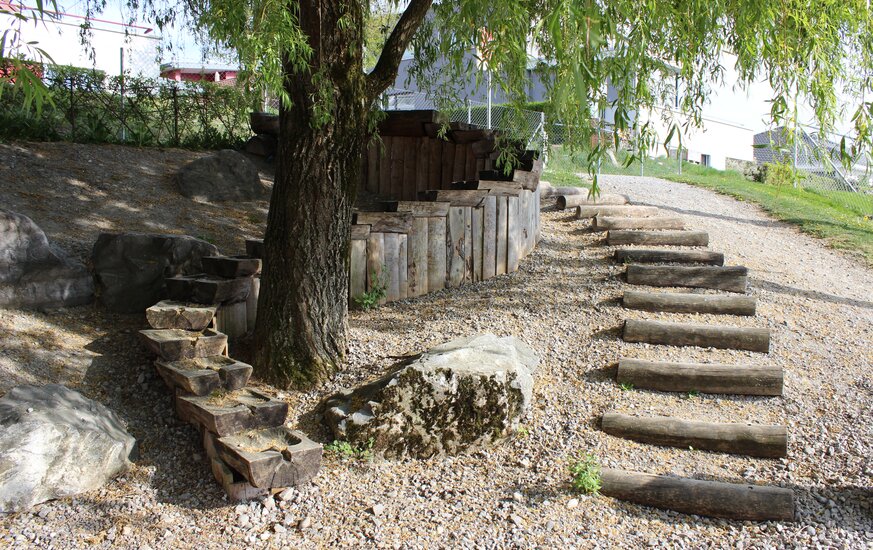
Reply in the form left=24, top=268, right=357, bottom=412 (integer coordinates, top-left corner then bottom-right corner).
left=601, top=412, right=787, bottom=458
left=617, top=358, right=783, bottom=396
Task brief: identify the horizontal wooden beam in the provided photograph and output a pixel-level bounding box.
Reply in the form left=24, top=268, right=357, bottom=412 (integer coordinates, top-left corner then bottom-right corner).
left=622, top=290, right=755, bottom=315
left=352, top=211, right=414, bottom=233
left=626, top=265, right=748, bottom=293
left=594, top=216, right=685, bottom=231
left=614, top=249, right=724, bottom=266
left=576, top=205, right=660, bottom=219
left=607, top=230, right=709, bottom=247
left=557, top=193, right=629, bottom=209
left=623, top=319, right=770, bottom=352
left=616, top=357, right=783, bottom=396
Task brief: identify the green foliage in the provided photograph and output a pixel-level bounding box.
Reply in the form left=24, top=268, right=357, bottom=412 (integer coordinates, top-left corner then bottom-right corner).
left=569, top=452, right=602, bottom=494
left=619, top=382, right=634, bottom=391
left=515, top=424, right=530, bottom=438
left=324, top=438, right=374, bottom=461
left=354, top=266, right=389, bottom=310
left=684, top=390, right=700, bottom=399
left=0, top=66, right=254, bottom=149
left=762, top=162, right=797, bottom=187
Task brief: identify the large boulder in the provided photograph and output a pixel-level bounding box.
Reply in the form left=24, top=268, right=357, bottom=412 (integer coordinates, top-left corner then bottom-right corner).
left=0, top=210, right=94, bottom=309
left=325, top=334, right=539, bottom=459
left=174, top=149, right=268, bottom=202
left=0, top=384, right=136, bottom=513
left=92, top=233, right=219, bottom=312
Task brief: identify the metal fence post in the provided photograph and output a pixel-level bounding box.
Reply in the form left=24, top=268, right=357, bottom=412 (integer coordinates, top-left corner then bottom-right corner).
left=466, top=99, right=471, bottom=124
left=172, top=85, right=179, bottom=146
left=678, top=148, right=682, bottom=175
left=793, top=125, right=799, bottom=188
left=486, top=71, right=492, bottom=129
left=640, top=153, right=644, bottom=177
left=119, top=47, right=125, bottom=142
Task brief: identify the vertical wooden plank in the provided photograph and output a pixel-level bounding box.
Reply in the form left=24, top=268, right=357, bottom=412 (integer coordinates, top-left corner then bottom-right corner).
left=507, top=195, right=520, bottom=272
left=379, top=137, right=392, bottom=196
left=367, top=232, right=386, bottom=304
left=447, top=206, right=465, bottom=287
left=482, top=195, right=497, bottom=280
left=441, top=140, right=456, bottom=189
left=359, top=146, right=368, bottom=194
left=535, top=182, right=541, bottom=242
left=465, top=145, right=477, bottom=181
left=472, top=206, right=484, bottom=282
left=350, top=239, right=367, bottom=301
left=409, top=217, right=428, bottom=297
left=398, top=234, right=408, bottom=299
left=453, top=143, right=467, bottom=183
left=383, top=233, right=400, bottom=301
left=390, top=138, right=404, bottom=199
left=215, top=302, right=248, bottom=339
left=427, top=216, right=446, bottom=292
left=519, top=190, right=530, bottom=257
left=416, top=138, right=429, bottom=198
left=367, top=142, right=379, bottom=193
left=496, top=196, right=508, bottom=275
left=246, top=277, right=260, bottom=334
left=463, top=206, right=473, bottom=282
left=429, top=138, right=442, bottom=190
left=403, top=137, right=417, bottom=200
left=475, top=157, right=486, bottom=176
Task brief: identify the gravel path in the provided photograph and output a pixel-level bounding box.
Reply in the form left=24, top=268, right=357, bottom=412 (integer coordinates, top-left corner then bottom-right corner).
left=1, top=153, right=872, bottom=548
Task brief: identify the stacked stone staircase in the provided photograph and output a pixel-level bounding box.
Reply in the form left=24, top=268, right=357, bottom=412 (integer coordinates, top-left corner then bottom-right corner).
left=138, top=254, right=321, bottom=501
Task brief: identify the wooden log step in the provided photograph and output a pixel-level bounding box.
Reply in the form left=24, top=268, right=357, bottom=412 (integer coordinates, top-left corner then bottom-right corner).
left=216, top=427, right=322, bottom=488
left=601, top=412, right=787, bottom=458
left=556, top=193, right=629, bottom=209
left=352, top=211, right=414, bottom=233
left=419, top=189, right=490, bottom=206
left=600, top=469, right=795, bottom=521
left=594, top=216, right=685, bottom=231
left=616, top=358, right=783, bottom=396
left=622, top=291, right=756, bottom=316
left=146, top=300, right=217, bottom=331
left=191, top=276, right=253, bottom=304
left=614, top=249, right=724, bottom=266
left=576, top=205, right=661, bottom=219
left=155, top=355, right=252, bottom=396
left=387, top=200, right=451, bottom=217
left=623, top=319, right=770, bottom=353
left=176, top=388, right=288, bottom=436
left=607, top=230, right=709, bottom=247
left=138, top=328, right=228, bottom=361
left=210, top=456, right=270, bottom=501
left=165, top=274, right=201, bottom=302
left=626, top=265, right=748, bottom=293
left=245, top=239, right=264, bottom=259
left=201, top=255, right=262, bottom=278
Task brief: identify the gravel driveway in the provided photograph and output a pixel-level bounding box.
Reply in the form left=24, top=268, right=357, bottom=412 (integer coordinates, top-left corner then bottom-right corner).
left=1, top=158, right=871, bottom=548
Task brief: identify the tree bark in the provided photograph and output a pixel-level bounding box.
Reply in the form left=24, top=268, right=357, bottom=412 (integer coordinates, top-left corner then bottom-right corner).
left=253, top=0, right=369, bottom=389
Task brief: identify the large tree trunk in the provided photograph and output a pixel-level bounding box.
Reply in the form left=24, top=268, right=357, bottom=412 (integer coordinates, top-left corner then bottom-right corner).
left=252, top=1, right=368, bottom=389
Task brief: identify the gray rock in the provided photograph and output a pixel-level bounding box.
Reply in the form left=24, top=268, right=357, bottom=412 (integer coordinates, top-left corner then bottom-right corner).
left=0, top=384, right=136, bottom=513
left=91, top=232, right=219, bottom=312
left=324, top=334, right=539, bottom=459
left=0, top=210, right=93, bottom=308
left=174, top=150, right=268, bottom=203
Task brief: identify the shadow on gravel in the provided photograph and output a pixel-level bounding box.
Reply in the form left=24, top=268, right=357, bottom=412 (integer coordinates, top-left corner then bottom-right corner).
left=635, top=202, right=784, bottom=229
left=753, top=278, right=873, bottom=310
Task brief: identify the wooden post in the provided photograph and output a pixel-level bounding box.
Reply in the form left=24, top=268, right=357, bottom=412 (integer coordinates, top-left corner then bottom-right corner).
left=408, top=218, right=428, bottom=297
left=390, top=139, right=404, bottom=199
left=398, top=234, right=408, bottom=299
left=556, top=193, right=630, bottom=209
left=447, top=206, right=465, bottom=287
left=367, top=232, right=386, bottom=305
left=427, top=216, right=447, bottom=291
left=463, top=206, right=473, bottom=282
left=465, top=144, right=477, bottom=180
left=403, top=137, right=416, bottom=200
left=416, top=138, right=429, bottom=198
left=601, top=412, right=788, bottom=458
left=429, top=137, right=442, bottom=190
left=496, top=195, right=508, bottom=275
left=616, top=358, right=783, bottom=396
left=482, top=195, right=497, bottom=279
left=453, top=143, right=467, bottom=182
left=507, top=194, right=520, bottom=272
left=349, top=238, right=367, bottom=301
left=441, top=141, right=456, bottom=189
left=472, top=206, right=484, bottom=282
left=623, top=319, right=771, bottom=353
left=246, top=277, right=259, bottom=333
left=383, top=233, right=400, bottom=301
left=379, top=137, right=392, bottom=196
left=600, top=469, right=795, bottom=521
left=367, top=141, right=379, bottom=193
left=214, top=301, right=248, bottom=340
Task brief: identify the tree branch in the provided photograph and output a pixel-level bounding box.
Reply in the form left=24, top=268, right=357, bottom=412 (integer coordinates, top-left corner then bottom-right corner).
left=365, top=0, right=433, bottom=102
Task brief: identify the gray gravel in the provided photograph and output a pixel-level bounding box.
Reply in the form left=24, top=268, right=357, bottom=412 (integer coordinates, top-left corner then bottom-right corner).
left=1, top=173, right=872, bottom=548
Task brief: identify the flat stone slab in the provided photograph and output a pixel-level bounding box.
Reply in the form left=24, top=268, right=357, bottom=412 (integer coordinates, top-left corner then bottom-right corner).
left=155, top=356, right=252, bottom=396
left=138, top=328, right=228, bottom=361
left=176, top=388, right=288, bottom=436
left=146, top=300, right=217, bottom=330
left=201, top=255, right=262, bottom=278
left=191, top=276, right=252, bottom=304
left=216, top=427, right=322, bottom=488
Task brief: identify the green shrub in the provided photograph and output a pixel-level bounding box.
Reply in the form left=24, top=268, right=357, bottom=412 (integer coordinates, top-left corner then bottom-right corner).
left=569, top=452, right=602, bottom=494
left=354, top=266, right=389, bottom=310
left=763, top=162, right=796, bottom=187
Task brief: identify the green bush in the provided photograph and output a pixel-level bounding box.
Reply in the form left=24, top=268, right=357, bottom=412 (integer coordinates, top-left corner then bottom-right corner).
left=763, top=162, right=795, bottom=187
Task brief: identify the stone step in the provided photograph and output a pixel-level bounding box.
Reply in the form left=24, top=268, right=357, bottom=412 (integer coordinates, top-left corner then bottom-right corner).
left=191, top=276, right=252, bottom=305
left=202, top=255, right=262, bottom=278
left=600, top=469, right=795, bottom=521
left=575, top=205, right=660, bottom=219
left=622, top=291, right=756, bottom=316
left=601, top=412, right=787, bottom=457
left=614, top=249, right=724, bottom=266
left=138, top=328, right=228, bottom=361
left=165, top=274, right=202, bottom=302
left=215, top=427, right=322, bottom=489
left=616, top=358, right=782, bottom=396
left=623, top=319, right=770, bottom=353
left=626, top=265, right=748, bottom=293
left=607, top=230, right=709, bottom=247
left=594, top=216, right=685, bottom=231
left=155, top=356, right=252, bottom=396
left=175, top=388, right=288, bottom=437
left=145, top=300, right=217, bottom=330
